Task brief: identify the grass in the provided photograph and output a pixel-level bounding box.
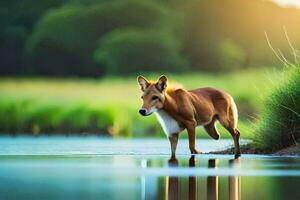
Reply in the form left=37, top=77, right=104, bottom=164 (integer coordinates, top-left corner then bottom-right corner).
left=254, top=65, right=300, bottom=151
left=0, top=67, right=283, bottom=138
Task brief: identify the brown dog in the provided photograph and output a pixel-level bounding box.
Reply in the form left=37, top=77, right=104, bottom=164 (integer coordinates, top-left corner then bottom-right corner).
left=137, top=75, right=241, bottom=160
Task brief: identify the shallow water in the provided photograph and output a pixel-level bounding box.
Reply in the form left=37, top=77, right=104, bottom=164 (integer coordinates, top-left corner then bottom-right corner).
left=0, top=136, right=300, bottom=200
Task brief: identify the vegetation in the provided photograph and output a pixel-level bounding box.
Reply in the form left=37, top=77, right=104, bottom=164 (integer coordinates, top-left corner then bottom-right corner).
left=181, top=0, right=300, bottom=70
left=2, top=0, right=300, bottom=76
left=1, top=0, right=300, bottom=150
left=254, top=65, right=300, bottom=151
left=0, top=68, right=282, bottom=137
left=25, top=0, right=175, bottom=76
left=94, top=29, right=188, bottom=74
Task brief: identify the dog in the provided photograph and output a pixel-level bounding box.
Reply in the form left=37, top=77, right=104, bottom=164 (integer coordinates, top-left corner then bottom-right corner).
left=137, top=75, right=241, bottom=160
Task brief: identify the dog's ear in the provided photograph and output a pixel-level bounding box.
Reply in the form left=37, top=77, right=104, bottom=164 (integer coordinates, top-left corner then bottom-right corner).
left=156, top=75, right=168, bottom=92
left=137, top=75, right=150, bottom=91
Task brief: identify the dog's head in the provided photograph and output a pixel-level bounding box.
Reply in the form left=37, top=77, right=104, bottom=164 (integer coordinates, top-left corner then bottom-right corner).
left=137, top=75, right=168, bottom=116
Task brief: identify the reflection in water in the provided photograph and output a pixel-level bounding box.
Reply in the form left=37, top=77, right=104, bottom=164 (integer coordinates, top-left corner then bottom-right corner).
left=189, top=156, right=197, bottom=200
left=207, top=159, right=219, bottom=200
left=1, top=138, right=300, bottom=200
left=167, top=158, right=179, bottom=200
left=229, top=158, right=241, bottom=200
left=2, top=153, right=300, bottom=200
left=165, top=157, right=241, bottom=200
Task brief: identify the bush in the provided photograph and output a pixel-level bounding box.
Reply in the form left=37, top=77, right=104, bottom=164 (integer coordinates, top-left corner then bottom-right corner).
left=26, top=0, right=174, bottom=76
left=0, top=98, right=159, bottom=137
left=94, top=29, right=189, bottom=74
left=0, top=0, right=65, bottom=75
left=254, top=65, right=300, bottom=151
left=0, top=99, right=119, bottom=135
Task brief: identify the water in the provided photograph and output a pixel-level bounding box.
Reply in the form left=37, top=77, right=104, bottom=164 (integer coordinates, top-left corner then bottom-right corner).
left=0, top=136, right=300, bottom=200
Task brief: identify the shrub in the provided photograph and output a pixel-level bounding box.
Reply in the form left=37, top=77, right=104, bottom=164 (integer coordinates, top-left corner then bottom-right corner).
left=94, top=29, right=189, bottom=74
left=254, top=65, right=300, bottom=151
left=26, top=0, right=174, bottom=76
left=0, top=0, right=66, bottom=75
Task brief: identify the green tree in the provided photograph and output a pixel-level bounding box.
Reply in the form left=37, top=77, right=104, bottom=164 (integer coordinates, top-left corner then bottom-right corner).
left=94, top=29, right=188, bottom=74
left=26, top=0, right=174, bottom=76
left=0, top=0, right=64, bottom=75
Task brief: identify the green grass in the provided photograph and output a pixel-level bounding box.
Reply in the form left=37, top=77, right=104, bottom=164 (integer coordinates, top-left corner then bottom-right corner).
left=254, top=65, right=300, bottom=151
left=0, top=68, right=283, bottom=138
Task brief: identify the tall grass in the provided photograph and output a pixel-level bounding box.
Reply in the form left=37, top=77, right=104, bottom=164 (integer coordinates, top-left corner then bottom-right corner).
left=0, top=68, right=282, bottom=137
left=254, top=65, right=300, bottom=151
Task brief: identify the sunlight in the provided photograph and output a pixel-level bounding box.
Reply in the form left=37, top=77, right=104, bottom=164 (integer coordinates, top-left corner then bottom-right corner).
left=272, top=0, right=300, bottom=9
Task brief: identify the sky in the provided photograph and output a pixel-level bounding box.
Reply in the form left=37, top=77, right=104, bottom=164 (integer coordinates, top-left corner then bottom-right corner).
left=272, top=0, right=300, bottom=9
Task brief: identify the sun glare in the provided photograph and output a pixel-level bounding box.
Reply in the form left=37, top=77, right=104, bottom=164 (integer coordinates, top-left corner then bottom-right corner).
left=272, top=0, right=300, bottom=9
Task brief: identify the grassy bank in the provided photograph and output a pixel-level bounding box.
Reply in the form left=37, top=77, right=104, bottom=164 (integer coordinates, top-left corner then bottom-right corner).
left=254, top=65, right=300, bottom=151
left=0, top=68, right=282, bottom=138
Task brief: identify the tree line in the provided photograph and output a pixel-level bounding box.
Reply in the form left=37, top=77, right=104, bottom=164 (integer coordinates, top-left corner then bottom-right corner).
left=1, top=0, right=300, bottom=76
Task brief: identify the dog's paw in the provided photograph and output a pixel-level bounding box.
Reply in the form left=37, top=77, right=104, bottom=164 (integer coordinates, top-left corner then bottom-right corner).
left=190, top=149, right=202, bottom=154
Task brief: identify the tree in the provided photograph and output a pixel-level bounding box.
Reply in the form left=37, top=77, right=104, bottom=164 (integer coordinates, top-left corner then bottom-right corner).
left=26, top=0, right=174, bottom=76
left=94, top=29, right=188, bottom=74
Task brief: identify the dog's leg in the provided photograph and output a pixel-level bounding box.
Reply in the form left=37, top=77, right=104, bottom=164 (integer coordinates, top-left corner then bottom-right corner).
left=168, top=133, right=179, bottom=161
left=204, top=118, right=220, bottom=140
left=218, top=113, right=241, bottom=158
left=187, top=124, right=201, bottom=154
left=232, top=128, right=241, bottom=158
left=224, top=126, right=241, bottom=158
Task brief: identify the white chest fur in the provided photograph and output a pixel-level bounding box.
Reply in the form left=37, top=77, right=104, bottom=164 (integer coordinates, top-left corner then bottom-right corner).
left=154, top=110, right=181, bottom=136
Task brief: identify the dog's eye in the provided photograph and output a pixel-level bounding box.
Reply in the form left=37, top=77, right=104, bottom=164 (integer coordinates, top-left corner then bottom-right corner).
left=141, top=96, right=144, bottom=99
left=152, top=96, right=159, bottom=100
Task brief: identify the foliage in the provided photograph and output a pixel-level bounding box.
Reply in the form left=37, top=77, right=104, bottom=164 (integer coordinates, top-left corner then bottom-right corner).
left=25, top=0, right=175, bottom=76
left=180, top=0, right=300, bottom=70
left=94, top=29, right=188, bottom=74
left=2, top=0, right=300, bottom=76
left=254, top=65, right=300, bottom=151
left=0, top=68, right=282, bottom=137
left=0, top=0, right=65, bottom=75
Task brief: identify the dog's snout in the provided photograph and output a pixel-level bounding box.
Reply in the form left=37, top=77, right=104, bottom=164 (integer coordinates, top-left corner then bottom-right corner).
left=139, top=109, right=147, bottom=116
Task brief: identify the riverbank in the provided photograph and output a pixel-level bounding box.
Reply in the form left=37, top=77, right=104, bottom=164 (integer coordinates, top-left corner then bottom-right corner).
left=211, top=144, right=300, bottom=156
